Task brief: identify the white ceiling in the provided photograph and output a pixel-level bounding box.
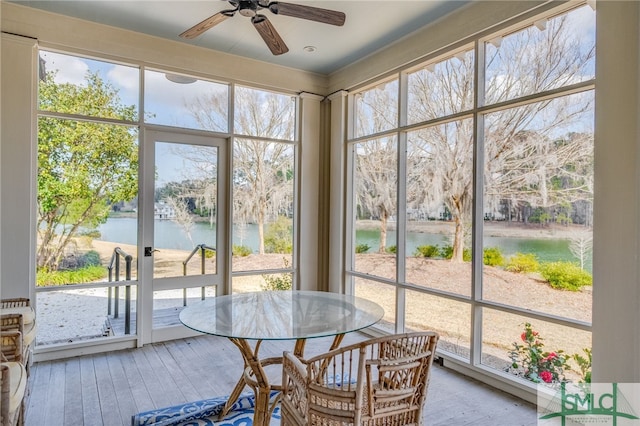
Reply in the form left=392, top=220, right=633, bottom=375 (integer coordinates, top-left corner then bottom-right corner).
left=11, top=1, right=470, bottom=74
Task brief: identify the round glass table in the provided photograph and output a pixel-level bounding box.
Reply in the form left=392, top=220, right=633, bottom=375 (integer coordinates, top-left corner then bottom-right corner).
left=179, top=290, right=384, bottom=425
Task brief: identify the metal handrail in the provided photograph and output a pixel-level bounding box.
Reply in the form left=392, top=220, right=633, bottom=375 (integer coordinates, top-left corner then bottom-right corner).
left=182, top=244, right=216, bottom=305
left=107, top=247, right=133, bottom=334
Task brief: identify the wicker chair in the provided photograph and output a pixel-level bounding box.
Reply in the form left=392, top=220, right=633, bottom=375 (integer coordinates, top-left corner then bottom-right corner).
left=1, top=331, right=27, bottom=426
left=1, top=299, right=36, bottom=373
left=281, top=332, right=439, bottom=426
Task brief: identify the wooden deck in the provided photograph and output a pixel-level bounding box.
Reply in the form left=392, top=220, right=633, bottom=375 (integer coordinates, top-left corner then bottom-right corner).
left=25, top=333, right=537, bottom=425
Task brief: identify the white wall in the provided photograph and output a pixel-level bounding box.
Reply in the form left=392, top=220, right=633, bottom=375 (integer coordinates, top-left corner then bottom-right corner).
left=1, top=33, right=37, bottom=300
left=298, top=93, right=323, bottom=291
left=592, top=0, right=640, bottom=383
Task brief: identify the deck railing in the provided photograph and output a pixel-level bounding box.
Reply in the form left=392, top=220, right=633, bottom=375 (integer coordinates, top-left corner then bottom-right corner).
left=182, top=244, right=216, bottom=306
left=107, top=247, right=133, bottom=334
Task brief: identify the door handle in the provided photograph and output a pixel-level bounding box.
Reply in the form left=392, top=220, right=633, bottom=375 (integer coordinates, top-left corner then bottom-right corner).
left=144, top=247, right=159, bottom=257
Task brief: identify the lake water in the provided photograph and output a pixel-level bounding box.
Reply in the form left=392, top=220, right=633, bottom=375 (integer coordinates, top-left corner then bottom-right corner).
left=98, top=217, right=587, bottom=268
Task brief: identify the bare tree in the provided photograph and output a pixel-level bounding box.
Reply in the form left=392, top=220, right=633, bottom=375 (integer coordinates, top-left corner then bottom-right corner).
left=355, top=137, right=397, bottom=253
left=186, top=86, right=295, bottom=254
left=568, top=229, right=593, bottom=270
left=233, top=139, right=294, bottom=254
left=356, top=11, right=594, bottom=262
left=166, top=196, right=195, bottom=247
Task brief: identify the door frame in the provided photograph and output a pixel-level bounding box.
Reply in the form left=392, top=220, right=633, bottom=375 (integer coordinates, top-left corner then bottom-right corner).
left=139, top=129, right=228, bottom=345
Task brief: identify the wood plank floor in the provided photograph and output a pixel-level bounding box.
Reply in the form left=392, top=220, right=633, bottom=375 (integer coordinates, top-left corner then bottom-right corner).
left=25, top=333, right=537, bottom=425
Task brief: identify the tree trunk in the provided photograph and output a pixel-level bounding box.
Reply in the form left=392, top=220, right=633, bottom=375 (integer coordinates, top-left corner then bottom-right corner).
left=450, top=196, right=466, bottom=262
left=258, top=210, right=265, bottom=255
left=378, top=213, right=388, bottom=254
left=451, top=215, right=465, bottom=262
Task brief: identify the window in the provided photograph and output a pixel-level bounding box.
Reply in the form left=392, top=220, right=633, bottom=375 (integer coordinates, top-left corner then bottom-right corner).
left=354, top=78, right=398, bottom=138
left=346, top=3, right=595, bottom=386
left=36, top=51, right=140, bottom=345
left=231, top=87, right=297, bottom=289
left=35, top=50, right=300, bottom=347
left=144, top=69, right=229, bottom=132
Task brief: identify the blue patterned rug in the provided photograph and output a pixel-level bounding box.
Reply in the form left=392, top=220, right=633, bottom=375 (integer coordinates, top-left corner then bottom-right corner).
left=131, top=391, right=281, bottom=426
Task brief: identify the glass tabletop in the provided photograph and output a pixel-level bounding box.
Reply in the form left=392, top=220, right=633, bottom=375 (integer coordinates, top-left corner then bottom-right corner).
left=179, top=290, right=385, bottom=340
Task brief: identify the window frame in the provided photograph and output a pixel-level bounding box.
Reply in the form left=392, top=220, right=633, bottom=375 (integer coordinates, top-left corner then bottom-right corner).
left=344, top=2, right=595, bottom=391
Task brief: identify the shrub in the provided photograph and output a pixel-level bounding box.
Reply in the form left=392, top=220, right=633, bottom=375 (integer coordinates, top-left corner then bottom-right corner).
left=572, top=348, right=592, bottom=384
left=414, top=245, right=440, bottom=258
left=539, top=261, right=592, bottom=291
left=386, top=245, right=397, bottom=254
left=463, top=248, right=471, bottom=262
left=232, top=245, right=252, bottom=257
left=79, top=229, right=101, bottom=239
left=204, top=247, right=216, bottom=259
left=483, top=247, right=504, bottom=266
left=505, top=253, right=539, bottom=273
left=37, top=265, right=107, bottom=286
left=440, top=245, right=453, bottom=259
left=80, top=250, right=102, bottom=267
left=508, top=323, right=570, bottom=384
left=529, top=207, right=551, bottom=225
left=261, top=258, right=292, bottom=291
left=261, top=272, right=293, bottom=291
left=441, top=245, right=471, bottom=261
left=265, top=216, right=293, bottom=254
left=355, top=243, right=370, bottom=254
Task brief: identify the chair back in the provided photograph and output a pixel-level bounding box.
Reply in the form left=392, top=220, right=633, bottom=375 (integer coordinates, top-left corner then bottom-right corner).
left=282, top=331, right=439, bottom=426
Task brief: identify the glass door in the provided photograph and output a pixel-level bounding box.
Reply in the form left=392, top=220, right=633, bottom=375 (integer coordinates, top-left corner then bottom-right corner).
left=141, top=130, right=227, bottom=343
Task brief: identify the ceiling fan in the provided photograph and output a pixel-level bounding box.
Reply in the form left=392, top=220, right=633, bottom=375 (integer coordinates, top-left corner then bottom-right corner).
left=179, top=0, right=346, bottom=56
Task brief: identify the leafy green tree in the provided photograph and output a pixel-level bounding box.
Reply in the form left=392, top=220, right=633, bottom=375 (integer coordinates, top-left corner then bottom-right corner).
left=37, top=71, right=138, bottom=270
left=264, top=216, right=293, bottom=254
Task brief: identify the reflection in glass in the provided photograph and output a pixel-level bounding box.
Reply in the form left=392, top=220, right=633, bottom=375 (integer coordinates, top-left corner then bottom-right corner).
left=145, top=69, right=229, bottom=131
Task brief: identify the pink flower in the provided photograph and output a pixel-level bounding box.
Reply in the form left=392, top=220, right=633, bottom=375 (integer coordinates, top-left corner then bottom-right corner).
left=539, top=371, right=553, bottom=383
left=546, top=352, right=558, bottom=361
left=521, top=332, right=527, bottom=342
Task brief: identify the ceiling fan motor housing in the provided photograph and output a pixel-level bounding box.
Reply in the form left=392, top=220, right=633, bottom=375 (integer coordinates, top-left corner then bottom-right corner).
left=238, top=0, right=259, bottom=17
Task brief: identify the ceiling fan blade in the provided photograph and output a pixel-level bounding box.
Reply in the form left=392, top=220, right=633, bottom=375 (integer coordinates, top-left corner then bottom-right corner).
left=179, top=9, right=236, bottom=39
left=252, top=14, right=289, bottom=55
left=268, top=2, right=345, bottom=26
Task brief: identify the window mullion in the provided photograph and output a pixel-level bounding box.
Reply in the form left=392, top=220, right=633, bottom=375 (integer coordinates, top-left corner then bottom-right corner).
left=471, top=39, right=486, bottom=367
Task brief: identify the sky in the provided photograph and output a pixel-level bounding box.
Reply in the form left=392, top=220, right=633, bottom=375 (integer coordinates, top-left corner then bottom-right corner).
left=39, top=50, right=228, bottom=130
left=40, top=50, right=228, bottom=184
